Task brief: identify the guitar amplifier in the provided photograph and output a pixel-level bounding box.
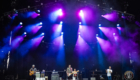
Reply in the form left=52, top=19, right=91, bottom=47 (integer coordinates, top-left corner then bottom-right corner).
left=36, top=72, right=40, bottom=78
left=51, top=73, right=59, bottom=80
left=91, top=77, right=96, bottom=80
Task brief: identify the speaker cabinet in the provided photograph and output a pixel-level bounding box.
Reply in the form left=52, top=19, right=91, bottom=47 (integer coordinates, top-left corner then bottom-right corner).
left=51, top=73, right=59, bottom=80
left=36, top=72, right=40, bottom=78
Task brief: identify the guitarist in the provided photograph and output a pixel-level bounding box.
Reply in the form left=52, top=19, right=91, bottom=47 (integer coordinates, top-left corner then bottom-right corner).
left=66, top=65, right=73, bottom=80
left=29, top=65, right=37, bottom=80
left=73, top=69, right=79, bottom=80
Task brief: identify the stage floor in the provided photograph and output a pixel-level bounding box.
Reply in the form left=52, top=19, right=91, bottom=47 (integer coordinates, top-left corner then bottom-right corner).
left=36, top=78, right=45, bottom=80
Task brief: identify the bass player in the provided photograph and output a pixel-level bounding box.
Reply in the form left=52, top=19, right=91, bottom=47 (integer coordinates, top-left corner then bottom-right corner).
left=73, top=69, right=79, bottom=80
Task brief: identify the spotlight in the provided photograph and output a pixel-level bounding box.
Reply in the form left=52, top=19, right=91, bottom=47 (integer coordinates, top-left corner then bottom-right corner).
left=96, top=34, right=98, bottom=37
left=117, top=24, right=120, bottom=27
left=79, top=22, right=81, bottom=25
left=113, top=33, right=115, bottom=36
left=37, top=10, right=40, bottom=13
left=20, top=22, right=23, bottom=25
left=24, top=32, right=27, bottom=35
left=58, top=9, right=63, bottom=16
left=40, top=22, right=42, bottom=25
left=60, top=21, right=63, bottom=24
left=61, top=32, right=63, bottom=35
left=79, top=10, right=84, bottom=17
left=41, top=33, right=44, bottom=35
left=28, top=6, right=30, bottom=8
left=99, top=24, right=101, bottom=27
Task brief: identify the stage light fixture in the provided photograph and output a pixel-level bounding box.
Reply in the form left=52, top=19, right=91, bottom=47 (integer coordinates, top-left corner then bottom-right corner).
left=40, top=22, right=42, bottom=25
left=20, top=22, right=23, bottom=25
left=79, top=22, right=81, bottom=25
left=79, top=10, right=84, bottom=17
left=24, top=32, right=27, bottom=35
left=58, top=9, right=63, bottom=16
left=37, top=10, right=40, bottom=13
left=28, top=6, right=30, bottom=8
left=117, top=24, right=120, bottom=27
left=60, top=21, right=63, bottom=24
left=41, top=33, right=44, bottom=35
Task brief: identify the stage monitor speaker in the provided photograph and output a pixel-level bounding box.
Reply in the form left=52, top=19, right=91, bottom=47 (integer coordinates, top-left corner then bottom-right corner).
left=83, top=78, right=88, bottom=80
left=91, top=77, right=96, bottom=80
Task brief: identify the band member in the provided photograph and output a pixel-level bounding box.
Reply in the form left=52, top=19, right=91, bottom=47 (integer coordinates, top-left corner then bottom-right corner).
left=66, top=65, right=73, bottom=80
left=73, top=69, right=78, bottom=80
left=41, top=70, right=45, bottom=77
left=106, top=66, right=113, bottom=80
left=29, top=65, right=37, bottom=80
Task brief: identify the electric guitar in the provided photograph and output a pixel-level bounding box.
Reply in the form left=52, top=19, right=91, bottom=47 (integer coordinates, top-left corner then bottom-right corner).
left=67, top=70, right=79, bottom=77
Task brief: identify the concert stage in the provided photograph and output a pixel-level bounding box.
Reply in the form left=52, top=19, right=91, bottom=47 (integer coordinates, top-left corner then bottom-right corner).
left=0, top=0, right=140, bottom=80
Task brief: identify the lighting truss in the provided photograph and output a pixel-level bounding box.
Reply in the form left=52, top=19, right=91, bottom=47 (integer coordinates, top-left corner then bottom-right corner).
left=0, top=0, right=135, bottom=22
